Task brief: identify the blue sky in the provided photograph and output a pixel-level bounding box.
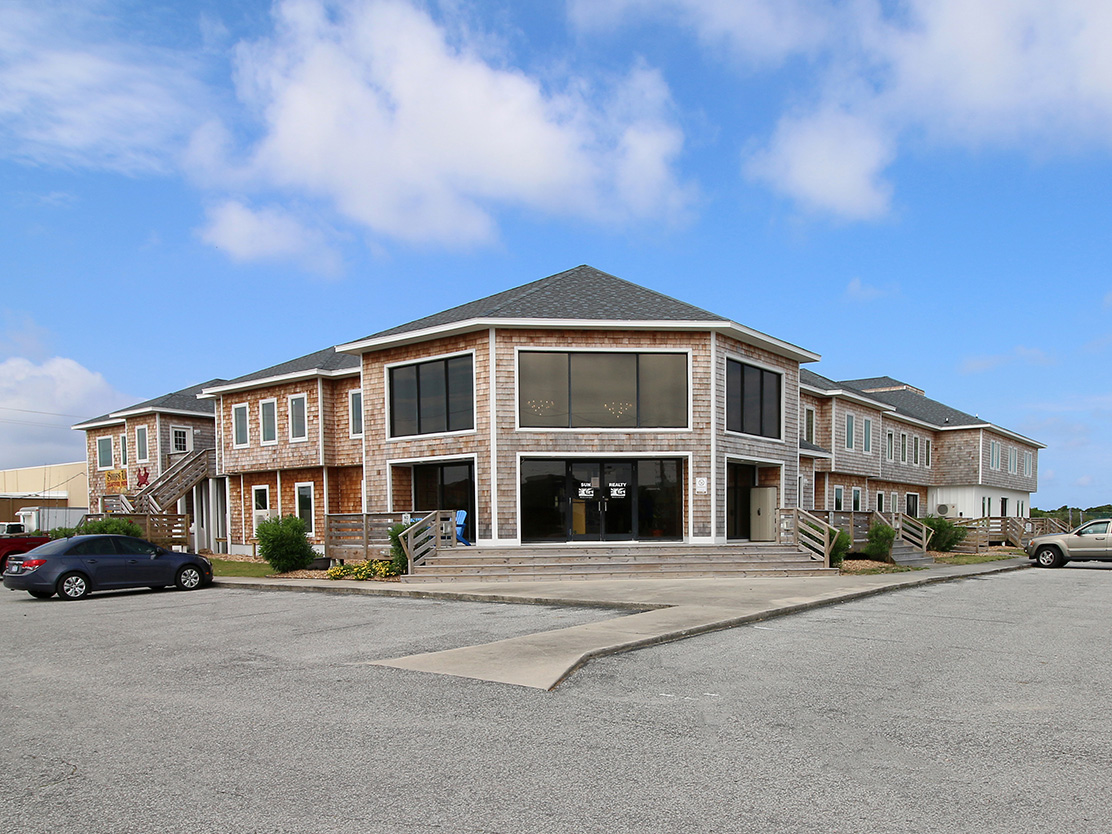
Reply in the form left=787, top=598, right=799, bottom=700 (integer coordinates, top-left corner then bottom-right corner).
left=1, top=0, right=1110, bottom=509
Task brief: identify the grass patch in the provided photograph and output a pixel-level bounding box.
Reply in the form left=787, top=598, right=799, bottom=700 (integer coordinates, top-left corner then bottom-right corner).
left=210, top=558, right=273, bottom=578
left=933, top=551, right=1021, bottom=566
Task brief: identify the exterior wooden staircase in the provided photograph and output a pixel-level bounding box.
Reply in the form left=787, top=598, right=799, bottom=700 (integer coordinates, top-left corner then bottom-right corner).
left=129, top=447, right=216, bottom=513
left=401, top=542, right=836, bottom=583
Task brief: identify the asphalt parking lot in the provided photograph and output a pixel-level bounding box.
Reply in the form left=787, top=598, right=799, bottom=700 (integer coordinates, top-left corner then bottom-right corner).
left=3, top=566, right=1112, bottom=833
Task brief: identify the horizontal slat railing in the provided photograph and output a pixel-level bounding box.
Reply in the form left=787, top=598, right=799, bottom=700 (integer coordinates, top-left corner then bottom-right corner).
left=779, top=508, right=838, bottom=568
left=81, top=513, right=191, bottom=550
left=324, top=510, right=459, bottom=570
left=893, top=513, right=932, bottom=552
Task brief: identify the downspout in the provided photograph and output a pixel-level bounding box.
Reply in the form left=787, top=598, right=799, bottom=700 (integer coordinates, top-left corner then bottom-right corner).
left=709, top=332, right=717, bottom=543
left=488, top=327, right=498, bottom=543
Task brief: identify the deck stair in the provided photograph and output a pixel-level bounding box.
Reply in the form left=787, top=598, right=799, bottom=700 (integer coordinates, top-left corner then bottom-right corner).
left=889, top=539, right=934, bottom=567
left=402, top=542, right=836, bottom=583
left=131, top=448, right=216, bottom=513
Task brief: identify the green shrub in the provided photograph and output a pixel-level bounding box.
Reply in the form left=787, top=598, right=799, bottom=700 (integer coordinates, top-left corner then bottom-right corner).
left=921, top=516, right=967, bottom=552
left=256, top=515, right=317, bottom=573
left=387, top=521, right=419, bottom=576
left=51, top=518, right=145, bottom=539
left=829, top=530, right=852, bottom=568
left=863, top=522, right=897, bottom=562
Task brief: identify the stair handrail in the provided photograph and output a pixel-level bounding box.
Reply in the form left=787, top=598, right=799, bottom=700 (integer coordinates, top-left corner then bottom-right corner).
left=133, top=447, right=215, bottom=512
left=893, top=513, right=932, bottom=552
left=779, top=508, right=838, bottom=568
left=401, top=510, right=458, bottom=573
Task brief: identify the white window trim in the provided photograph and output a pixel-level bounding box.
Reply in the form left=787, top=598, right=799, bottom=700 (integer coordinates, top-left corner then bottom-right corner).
left=288, top=393, right=309, bottom=443
left=232, top=403, right=250, bottom=448
left=803, top=407, right=816, bottom=443
left=135, top=425, right=149, bottom=463
left=913, top=436, right=920, bottom=467
left=900, top=432, right=908, bottom=464
left=170, top=425, right=193, bottom=454
left=1024, top=450, right=1033, bottom=478
left=990, top=439, right=1001, bottom=470
left=905, top=492, right=920, bottom=516
left=1008, top=446, right=1018, bottom=474
left=863, top=418, right=872, bottom=454
left=852, top=486, right=862, bottom=512
left=260, top=399, right=278, bottom=447
left=834, top=485, right=844, bottom=512
left=349, top=389, right=364, bottom=438
left=876, top=491, right=885, bottom=513
left=295, top=482, right=315, bottom=534
left=97, top=436, right=113, bottom=470
left=845, top=413, right=855, bottom=450
left=924, top=439, right=932, bottom=468
left=886, top=430, right=894, bottom=461
left=387, top=348, right=479, bottom=439
left=119, top=433, right=128, bottom=467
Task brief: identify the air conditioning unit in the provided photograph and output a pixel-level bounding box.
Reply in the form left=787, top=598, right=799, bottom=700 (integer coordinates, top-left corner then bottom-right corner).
left=936, top=503, right=953, bottom=517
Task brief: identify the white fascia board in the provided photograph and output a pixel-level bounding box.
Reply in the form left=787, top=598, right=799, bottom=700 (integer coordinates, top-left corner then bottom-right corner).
left=800, top=384, right=895, bottom=411
left=71, top=417, right=125, bottom=430
left=336, top=317, right=821, bottom=363
left=800, top=448, right=834, bottom=460
left=109, top=406, right=216, bottom=420
left=199, top=367, right=359, bottom=398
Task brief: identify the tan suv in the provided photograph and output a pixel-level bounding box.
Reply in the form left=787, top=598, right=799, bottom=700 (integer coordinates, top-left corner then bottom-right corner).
left=1026, top=519, right=1112, bottom=568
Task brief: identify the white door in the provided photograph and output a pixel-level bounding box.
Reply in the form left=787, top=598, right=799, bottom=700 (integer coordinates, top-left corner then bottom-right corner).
left=749, top=487, right=778, bottom=542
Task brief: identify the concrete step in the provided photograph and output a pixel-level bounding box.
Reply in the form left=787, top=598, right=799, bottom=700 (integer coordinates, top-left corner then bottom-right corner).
left=403, top=564, right=837, bottom=583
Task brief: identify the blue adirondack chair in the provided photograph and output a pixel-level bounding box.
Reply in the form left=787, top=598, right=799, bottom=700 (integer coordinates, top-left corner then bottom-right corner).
left=455, top=510, right=472, bottom=546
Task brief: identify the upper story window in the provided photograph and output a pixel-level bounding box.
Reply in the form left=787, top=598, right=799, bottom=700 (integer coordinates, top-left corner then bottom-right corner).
left=900, top=432, right=908, bottom=463
left=233, top=404, right=249, bottom=447
left=913, top=436, right=920, bottom=466
left=391, top=354, right=474, bottom=437
left=1007, top=446, right=1017, bottom=474
left=120, top=434, right=128, bottom=466
left=990, top=439, right=1001, bottom=470
left=863, top=418, right=872, bottom=453
left=726, top=359, right=780, bottom=439
left=260, top=399, right=277, bottom=446
left=924, top=439, right=932, bottom=467
left=886, top=431, right=894, bottom=461
left=349, top=390, right=363, bottom=437
left=1024, top=450, right=1033, bottom=477
left=289, top=394, right=308, bottom=442
left=845, top=414, right=855, bottom=450
left=135, top=426, right=149, bottom=462
left=519, top=352, right=687, bottom=429
left=172, top=426, right=192, bottom=453
left=803, top=407, right=815, bottom=444
left=97, top=436, right=113, bottom=469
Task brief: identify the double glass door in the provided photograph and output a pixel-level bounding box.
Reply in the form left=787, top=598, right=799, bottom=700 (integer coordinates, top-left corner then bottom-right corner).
left=569, top=461, right=633, bottom=541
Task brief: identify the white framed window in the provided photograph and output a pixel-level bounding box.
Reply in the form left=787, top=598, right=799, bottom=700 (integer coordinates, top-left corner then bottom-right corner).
left=1024, top=450, right=1033, bottom=478
left=349, top=389, right=363, bottom=437
left=990, top=439, right=1001, bottom=470
left=1008, top=447, right=1017, bottom=474
left=876, top=491, right=885, bottom=513
left=171, top=426, right=192, bottom=454
left=252, top=485, right=271, bottom=534
left=295, top=482, right=315, bottom=534
left=135, top=425, right=149, bottom=463
left=120, top=433, right=128, bottom=467
left=233, top=404, right=249, bottom=448
left=905, top=493, right=919, bottom=517
left=924, top=439, right=932, bottom=468
left=886, top=431, right=894, bottom=461
left=260, top=399, right=277, bottom=446
left=845, top=414, right=855, bottom=450
left=96, top=436, right=113, bottom=470
left=289, top=394, right=308, bottom=442
left=863, top=418, right=872, bottom=453
left=913, top=436, right=920, bottom=466
left=890, top=492, right=898, bottom=514
left=852, top=487, right=862, bottom=512
left=900, top=432, right=908, bottom=463
left=834, top=486, right=844, bottom=512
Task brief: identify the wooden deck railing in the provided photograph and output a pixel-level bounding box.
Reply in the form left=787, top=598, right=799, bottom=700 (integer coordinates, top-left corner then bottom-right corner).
left=324, top=510, right=459, bottom=570
left=81, top=513, right=191, bottom=550
left=891, top=513, right=932, bottom=552
left=779, top=508, right=838, bottom=568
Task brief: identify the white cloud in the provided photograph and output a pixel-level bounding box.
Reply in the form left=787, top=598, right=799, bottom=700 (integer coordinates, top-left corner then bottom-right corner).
left=200, top=200, right=342, bottom=275
left=0, top=310, right=52, bottom=361
left=843, top=277, right=897, bottom=302
left=0, top=1, right=206, bottom=173
left=580, top=0, right=1112, bottom=220
left=959, top=345, right=1055, bottom=374
left=745, top=108, right=894, bottom=219
left=197, top=0, right=692, bottom=253
left=0, top=356, right=133, bottom=469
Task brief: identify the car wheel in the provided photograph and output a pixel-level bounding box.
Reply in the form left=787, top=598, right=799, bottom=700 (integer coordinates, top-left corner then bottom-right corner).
left=175, top=565, right=203, bottom=590
left=28, top=590, right=54, bottom=599
left=1035, top=547, right=1064, bottom=569
left=57, top=572, right=91, bottom=600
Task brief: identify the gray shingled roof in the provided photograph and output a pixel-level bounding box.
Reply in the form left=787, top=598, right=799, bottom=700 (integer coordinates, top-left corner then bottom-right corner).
left=800, top=439, right=831, bottom=456
left=362, top=265, right=724, bottom=340
left=799, top=368, right=840, bottom=391
left=840, top=383, right=986, bottom=428
left=74, top=378, right=226, bottom=427
left=215, top=346, right=360, bottom=388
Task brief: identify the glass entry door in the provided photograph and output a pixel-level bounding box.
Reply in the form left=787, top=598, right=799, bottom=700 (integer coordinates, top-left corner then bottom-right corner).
left=570, top=461, right=633, bottom=540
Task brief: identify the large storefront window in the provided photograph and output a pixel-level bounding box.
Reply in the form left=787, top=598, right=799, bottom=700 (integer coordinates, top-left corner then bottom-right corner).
left=520, top=459, right=682, bottom=542
left=390, top=355, right=474, bottom=437
left=413, top=461, right=475, bottom=541
left=726, top=359, right=781, bottom=439
left=519, top=352, right=687, bottom=428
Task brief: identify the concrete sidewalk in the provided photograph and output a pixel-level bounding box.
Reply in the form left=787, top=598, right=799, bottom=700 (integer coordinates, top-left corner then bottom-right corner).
left=216, top=558, right=1031, bottom=690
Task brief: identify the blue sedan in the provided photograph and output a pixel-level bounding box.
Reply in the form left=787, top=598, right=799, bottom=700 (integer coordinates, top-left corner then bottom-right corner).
left=2, top=534, right=213, bottom=600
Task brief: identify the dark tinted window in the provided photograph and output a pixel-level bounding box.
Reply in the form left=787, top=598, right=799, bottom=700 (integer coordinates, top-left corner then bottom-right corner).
left=67, top=538, right=117, bottom=556
left=638, top=354, right=687, bottom=428
left=726, top=359, right=781, bottom=439
left=519, top=353, right=570, bottom=427
left=113, top=536, right=159, bottom=555
left=390, top=355, right=474, bottom=437
left=570, top=353, right=637, bottom=427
